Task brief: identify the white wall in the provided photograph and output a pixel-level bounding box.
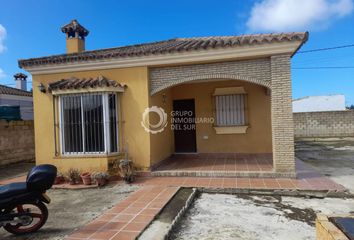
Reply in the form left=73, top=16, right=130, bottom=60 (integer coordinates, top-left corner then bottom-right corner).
left=293, top=95, right=346, bottom=113
left=0, top=94, right=34, bottom=120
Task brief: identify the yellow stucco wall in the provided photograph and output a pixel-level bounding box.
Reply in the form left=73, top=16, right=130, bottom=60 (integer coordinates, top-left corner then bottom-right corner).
left=172, top=80, right=272, bottom=153
left=149, top=89, right=174, bottom=166
left=148, top=80, right=273, bottom=165
left=32, top=67, right=272, bottom=172
left=66, top=38, right=85, bottom=53
left=31, top=67, right=151, bottom=173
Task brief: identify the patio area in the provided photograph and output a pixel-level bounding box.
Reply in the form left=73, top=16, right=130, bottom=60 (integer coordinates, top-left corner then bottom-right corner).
left=139, top=163, right=345, bottom=191
left=65, top=158, right=347, bottom=240
left=152, top=153, right=276, bottom=178
left=0, top=155, right=348, bottom=240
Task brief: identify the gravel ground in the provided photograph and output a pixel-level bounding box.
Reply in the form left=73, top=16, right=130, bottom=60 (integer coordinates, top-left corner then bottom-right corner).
left=295, top=139, right=354, bottom=193
left=0, top=183, right=139, bottom=240
left=171, top=193, right=354, bottom=240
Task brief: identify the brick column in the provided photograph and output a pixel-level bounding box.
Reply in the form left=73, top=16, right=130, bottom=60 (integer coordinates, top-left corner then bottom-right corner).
left=270, top=54, right=296, bottom=176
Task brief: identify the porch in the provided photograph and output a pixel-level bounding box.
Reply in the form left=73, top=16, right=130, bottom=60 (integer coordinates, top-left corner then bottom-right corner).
left=149, top=77, right=286, bottom=177
left=149, top=56, right=296, bottom=177
left=151, top=153, right=280, bottom=178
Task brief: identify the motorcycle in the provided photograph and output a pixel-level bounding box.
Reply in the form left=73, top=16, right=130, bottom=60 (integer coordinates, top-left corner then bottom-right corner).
left=0, top=164, right=56, bottom=235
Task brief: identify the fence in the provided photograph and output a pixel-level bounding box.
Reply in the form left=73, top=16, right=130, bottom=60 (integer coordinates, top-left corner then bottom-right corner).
left=294, top=110, right=354, bottom=138
left=0, top=120, right=35, bottom=166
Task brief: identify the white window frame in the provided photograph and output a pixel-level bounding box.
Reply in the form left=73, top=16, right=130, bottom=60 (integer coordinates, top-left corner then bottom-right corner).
left=58, top=92, right=119, bottom=156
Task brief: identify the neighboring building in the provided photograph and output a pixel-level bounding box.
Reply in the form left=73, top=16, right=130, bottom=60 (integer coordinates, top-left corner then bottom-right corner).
left=18, top=19, right=308, bottom=177
left=0, top=73, right=33, bottom=120
left=293, top=95, right=346, bottom=113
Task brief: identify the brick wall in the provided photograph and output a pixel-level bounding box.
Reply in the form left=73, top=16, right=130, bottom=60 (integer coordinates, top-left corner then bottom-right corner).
left=294, top=111, right=354, bottom=138
left=270, top=54, right=295, bottom=174
left=316, top=214, right=349, bottom=240
left=0, top=120, right=35, bottom=166
left=149, top=58, right=271, bottom=95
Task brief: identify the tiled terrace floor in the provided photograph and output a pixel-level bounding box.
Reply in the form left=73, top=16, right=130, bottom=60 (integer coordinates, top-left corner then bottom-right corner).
left=154, top=153, right=273, bottom=172
left=135, top=174, right=344, bottom=191
left=143, top=159, right=346, bottom=191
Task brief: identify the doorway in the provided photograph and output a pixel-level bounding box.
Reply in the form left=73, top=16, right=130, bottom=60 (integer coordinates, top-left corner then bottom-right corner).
left=173, top=99, right=197, bottom=153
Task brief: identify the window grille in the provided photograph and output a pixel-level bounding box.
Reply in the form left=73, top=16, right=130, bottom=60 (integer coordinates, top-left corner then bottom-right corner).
left=215, top=94, right=246, bottom=126
left=59, top=93, right=119, bottom=155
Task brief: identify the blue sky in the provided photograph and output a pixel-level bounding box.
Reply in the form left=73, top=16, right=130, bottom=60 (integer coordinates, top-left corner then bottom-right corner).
left=0, top=0, right=354, bottom=104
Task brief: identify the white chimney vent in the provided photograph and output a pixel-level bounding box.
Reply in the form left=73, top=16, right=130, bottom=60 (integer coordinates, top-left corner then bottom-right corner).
left=14, top=73, right=27, bottom=91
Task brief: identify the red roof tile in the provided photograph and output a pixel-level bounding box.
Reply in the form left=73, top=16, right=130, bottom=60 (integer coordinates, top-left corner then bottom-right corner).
left=48, top=76, right=125, bottom=91
left=19, top=32, right=308, bottom=68
left=0, top=84, right=32, bottom=97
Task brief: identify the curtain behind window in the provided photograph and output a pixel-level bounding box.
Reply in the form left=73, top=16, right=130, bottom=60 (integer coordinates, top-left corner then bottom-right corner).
left=82, top=94, right=104, bottom=153
left=62, top=95, right=83, bottom=153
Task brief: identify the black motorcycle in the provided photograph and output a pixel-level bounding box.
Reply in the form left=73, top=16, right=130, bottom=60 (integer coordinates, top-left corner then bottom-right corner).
left=0, top=164, right=56, bottom=235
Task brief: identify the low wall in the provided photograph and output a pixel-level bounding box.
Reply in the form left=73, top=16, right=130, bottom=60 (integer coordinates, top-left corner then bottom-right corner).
left=294, top=110, right=354, bottom=138
left=316, top=214, right=349, bottom=240
left=0, top=120, right=35, bottom=166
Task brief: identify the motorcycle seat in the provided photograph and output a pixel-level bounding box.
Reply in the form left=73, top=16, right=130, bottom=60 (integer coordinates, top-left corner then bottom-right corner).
left=0, top=182, right=28, bottom=199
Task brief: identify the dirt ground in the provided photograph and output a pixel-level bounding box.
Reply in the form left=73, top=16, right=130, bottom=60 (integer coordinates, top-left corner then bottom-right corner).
left=170, top=139, right=354, bottom=240
left=171, top=193, right=354, bottom=240
left=0, top=183, right=139, bottom=240
left=295, top=138, right=354, bottom=193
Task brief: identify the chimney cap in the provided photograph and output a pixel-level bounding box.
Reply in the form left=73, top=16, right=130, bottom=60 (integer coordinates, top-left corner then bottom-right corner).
left=14, top=72, right=28, bottom=81
left=61, top=19, right=89, bottom=39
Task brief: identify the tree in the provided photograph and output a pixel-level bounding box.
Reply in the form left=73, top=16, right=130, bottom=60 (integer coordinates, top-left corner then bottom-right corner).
left=347, top=105, right=354, bottom=110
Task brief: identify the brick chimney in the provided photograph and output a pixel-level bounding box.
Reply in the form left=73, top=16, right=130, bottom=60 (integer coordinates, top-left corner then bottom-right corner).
left=14, top=73, right=27, bottom=91
left=61, top=19, right=89, bottom=54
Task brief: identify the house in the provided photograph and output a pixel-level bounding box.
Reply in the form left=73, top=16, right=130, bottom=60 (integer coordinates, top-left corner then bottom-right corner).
left=18, top=20, right=308, bottom=177
left=0, top=73, right=33, bottom=120
left=293, top=94, right=346, bottom=113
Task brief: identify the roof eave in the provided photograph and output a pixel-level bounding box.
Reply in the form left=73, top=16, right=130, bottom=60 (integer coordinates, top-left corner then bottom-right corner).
left=290, top=31, right=309, bottom=57
left=20, top=41, right=305, bottom=75
left=0, top=93, right=33, bottom=98
left=50, top=86, right=125, bottom=95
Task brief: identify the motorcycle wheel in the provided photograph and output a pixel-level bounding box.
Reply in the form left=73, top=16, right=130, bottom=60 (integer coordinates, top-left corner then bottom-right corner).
left=3, top=202, right=48, bottom=235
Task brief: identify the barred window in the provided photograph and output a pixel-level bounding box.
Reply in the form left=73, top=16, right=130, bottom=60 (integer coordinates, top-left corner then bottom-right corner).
left=215, top=94, right=246, bottom=126
left=60, top=93, right=118, bottom=155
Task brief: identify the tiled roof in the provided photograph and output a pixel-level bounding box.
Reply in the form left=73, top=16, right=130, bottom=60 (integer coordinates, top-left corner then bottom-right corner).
left=19, top=32, right=308, bottom=68
left=0, top=84, right=32, bottom=97
left=48, top=76, right=126, bottom=91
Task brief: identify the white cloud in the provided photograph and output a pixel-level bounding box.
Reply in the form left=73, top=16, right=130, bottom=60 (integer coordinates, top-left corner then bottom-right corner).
left=246, top=0, right=354, bottom=32
left=0, top=68, right=6, bottom=79
left=0, top=24, right=6, bottom=53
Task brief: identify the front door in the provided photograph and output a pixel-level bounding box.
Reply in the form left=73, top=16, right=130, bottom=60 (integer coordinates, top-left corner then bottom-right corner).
left=173, top=99, right=197, bottom=153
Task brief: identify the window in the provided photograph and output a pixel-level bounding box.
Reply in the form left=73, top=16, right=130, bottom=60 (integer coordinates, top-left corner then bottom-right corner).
left=60, top=93, right=118, bottom=155
left=215, top=94, right=246, bottom=126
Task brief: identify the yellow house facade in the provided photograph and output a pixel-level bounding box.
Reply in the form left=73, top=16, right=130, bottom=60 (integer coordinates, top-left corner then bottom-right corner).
left=19, top=20, right=308, bottom=177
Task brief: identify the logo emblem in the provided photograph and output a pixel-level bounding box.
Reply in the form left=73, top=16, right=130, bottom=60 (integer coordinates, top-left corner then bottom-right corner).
left=141, top=106, right=168, bottom=134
